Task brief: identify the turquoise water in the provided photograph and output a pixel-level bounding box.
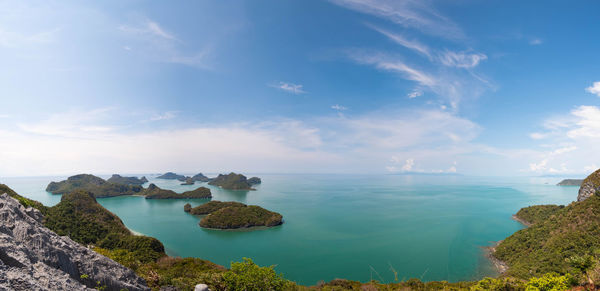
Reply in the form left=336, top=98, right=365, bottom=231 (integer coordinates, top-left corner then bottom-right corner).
left=0, top=174, right=578, bottom=285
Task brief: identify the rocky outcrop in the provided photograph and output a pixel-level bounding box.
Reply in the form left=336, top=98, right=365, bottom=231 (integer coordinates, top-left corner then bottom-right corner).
left=0, top=193, right=149, bottom=291
left=578, top=169, right=600, bottom=202
left=557, top=179, right=584, bottom=186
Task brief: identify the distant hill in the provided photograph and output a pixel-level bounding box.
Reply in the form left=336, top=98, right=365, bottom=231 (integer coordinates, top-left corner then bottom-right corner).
left=557, top=179, right=584, bottom=186
left=208, top=172, right=258, bottom=190
left=143, top=183, right=211, bottom=199
left=156, top=172, right=187, bottom=181
left=107, top=174, right=148, bottom=186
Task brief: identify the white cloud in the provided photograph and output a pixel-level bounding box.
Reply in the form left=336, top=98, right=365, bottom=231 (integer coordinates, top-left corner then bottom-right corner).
left=368, top=25, right=432, bottom=59
left=401, top=158, right=414, bottom=171
left=331, top=104, right=348, bottom=111
left=586, top=81, right=600, bottom=97
left=438, top=50, right=487, bottom=68
left=529, top=132, right=547, bottom=140
left=348, top=52, right=436, bottom=87
left=330, top=0, right=464, bottom=39
left=529, top=159, right=548, bottom=172
left=407, top=89, right=423, bottom=99
left=119, top=18, right=211, bottom=68
left=271, top=82, right=306, bottom=94
left=529, top=38, right=543, bottom=45
left=150, top=111, right=178, bottom=121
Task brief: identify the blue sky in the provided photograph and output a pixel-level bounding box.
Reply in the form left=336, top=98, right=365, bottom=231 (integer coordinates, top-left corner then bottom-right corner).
left=1, top=0, right=600, bottom=176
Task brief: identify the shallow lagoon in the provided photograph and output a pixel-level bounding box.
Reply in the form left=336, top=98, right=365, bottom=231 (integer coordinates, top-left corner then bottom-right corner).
left=1, top=174, right=578, bottom=285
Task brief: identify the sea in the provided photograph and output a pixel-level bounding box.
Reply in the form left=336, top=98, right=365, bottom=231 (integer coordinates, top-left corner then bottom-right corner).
left=0, top=174, right=578, bottom=286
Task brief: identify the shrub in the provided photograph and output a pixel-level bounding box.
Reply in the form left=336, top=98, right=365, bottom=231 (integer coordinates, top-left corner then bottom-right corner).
left=221, top=258, right=294, bottom=291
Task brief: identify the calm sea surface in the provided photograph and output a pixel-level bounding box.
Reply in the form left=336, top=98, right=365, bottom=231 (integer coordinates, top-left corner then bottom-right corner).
left=0, top=174, right=578, bottom=285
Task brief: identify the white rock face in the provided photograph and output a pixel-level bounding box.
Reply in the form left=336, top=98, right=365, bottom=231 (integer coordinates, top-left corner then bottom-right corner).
left=195, top=283, right=210, bottom=291
left=0, top=193, right=150, bottom=291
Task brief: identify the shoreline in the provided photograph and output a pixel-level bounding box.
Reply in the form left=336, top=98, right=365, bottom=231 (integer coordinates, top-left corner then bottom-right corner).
left=511, top=215, right=532, bottom=227
left=483, top=241, right=509, bottom=274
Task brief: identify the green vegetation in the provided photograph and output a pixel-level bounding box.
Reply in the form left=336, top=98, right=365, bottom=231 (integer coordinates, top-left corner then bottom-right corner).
left=191, top=173, right=210, bottom=182
left=46, top=174, right=143, bottom=197
left=107, top=174, right=148, bottom=186
left=143, top=183, right=211, bottom=199
left=221, top=258, right=294, bottom=291
left=557, top=179, right=584, bottom=186
left=185, top=200, right=245, bottom=215
left=199, top=204, right=283, bottom=229
left=514, top=204, right=564, bottom=225
left=208, top=172, right=255, bottom=190
left=248, top=177, right=261, bottom=185
left=494, top=193, right=600, bottom=280
left=0, top=183, right=47, bottom=211
left=156, top=172, right=187, bottom=181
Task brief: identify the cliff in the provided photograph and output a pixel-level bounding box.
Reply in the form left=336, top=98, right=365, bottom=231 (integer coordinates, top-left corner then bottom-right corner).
left=578, top=169, right=600, bottom=201
left=0, top=193, right=149, bottom=291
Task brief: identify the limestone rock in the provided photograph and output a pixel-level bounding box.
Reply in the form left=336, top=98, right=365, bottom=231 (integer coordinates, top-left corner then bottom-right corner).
left=0, top=193, right=150, bottom=291
left=578, top=169, right=600, bottom=202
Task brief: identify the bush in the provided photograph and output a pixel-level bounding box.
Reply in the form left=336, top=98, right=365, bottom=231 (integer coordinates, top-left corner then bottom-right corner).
left=525, top=273, right=574, bottom=291
left=221, top=258, right=294, bottom=291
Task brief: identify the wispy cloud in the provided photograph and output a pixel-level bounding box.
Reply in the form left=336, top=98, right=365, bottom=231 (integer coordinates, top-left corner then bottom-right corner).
left=119, top=18, right=211, bottom=68
left=150, top=111, right=178, bottom=121
left=368, top=25, right=432, bottom=59
left=438, top=50, right=487, bottom=69
left=529, top=38, right=543, bottom=45
left=330, top=0, right=464, bottom=39
left=331, top=104, right=348, bottom=111
left=270, top=82, right=306, bottom=94
left=407, top=89, right=422, bottom=99
left=586, top=81, right=600, bottom=97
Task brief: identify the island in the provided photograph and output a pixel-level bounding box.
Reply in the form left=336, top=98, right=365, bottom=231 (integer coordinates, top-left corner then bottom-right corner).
left=143, top=183, right=211, bottom=199
left=107, top=174, right=148, bottom=186
left=46, top=174, right=143, bottom=197
left=47, top=174, right=211, bottom=199
left=208, top=172, right=259, bottom=190
left=156, top=172, right=187, bottom=181
left=184, top=201, right=245, bottom=215
left=248, top=177, right=261, bottom=185
left=180, top=178, right=195, bottom=185
left=184, top=200, right=282, bottom=229
left=191, top=173, right=210, bottom=182
left=556, top=179, right=584, bottom=186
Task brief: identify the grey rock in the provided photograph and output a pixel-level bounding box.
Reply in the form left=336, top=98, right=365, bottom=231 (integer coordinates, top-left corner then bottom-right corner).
left=194, top=283, right=210, bottom=291
left=578, top=181, right=597, bottom=202
left=0, top=194, right=150, bottom=291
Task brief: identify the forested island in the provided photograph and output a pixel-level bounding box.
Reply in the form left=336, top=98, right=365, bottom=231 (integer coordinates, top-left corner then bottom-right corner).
left=107, top=174, right=148, bottom=186
left=46, top=174, right=211, bottom=199
left=184, top=200, right=282, bottom=229
left=557, top=179, right=584, bottom=186
left=208, top=172, right=261, bottom=190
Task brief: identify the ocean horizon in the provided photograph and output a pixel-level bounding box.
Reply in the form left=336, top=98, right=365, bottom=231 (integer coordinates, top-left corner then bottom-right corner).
left=0, top=174, right=578, bottom=286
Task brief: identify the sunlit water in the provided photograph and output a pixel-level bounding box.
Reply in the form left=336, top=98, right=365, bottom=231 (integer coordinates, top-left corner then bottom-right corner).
left=0, top=174, right=578, bottom=285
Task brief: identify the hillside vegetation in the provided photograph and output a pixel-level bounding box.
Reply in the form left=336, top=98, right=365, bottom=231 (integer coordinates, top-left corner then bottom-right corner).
left=200, top=205, right=283, bottom=229
left=184, top=201, right=245, bottom=215
left=46, top=174, right=143, bottom=197
left=208, top=173, right=256, bottom=190
left=143, top=183, right=211, bottom=199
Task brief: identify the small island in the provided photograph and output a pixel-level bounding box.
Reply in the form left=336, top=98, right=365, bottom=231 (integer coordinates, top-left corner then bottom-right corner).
left=143, top=183, right=212, bottom=199
left=156, top=172, right=187, bottom=181
left=180, top=178, right=195, bottom=185
left=191, top=173, right=210, bottom=182
left=184, top=200, right=282, bottom=229
left=208, top=172, right=260, bottom=190
left=557, top=179, right=584, bottom=186
left=107, top=174, right=148, bottom=186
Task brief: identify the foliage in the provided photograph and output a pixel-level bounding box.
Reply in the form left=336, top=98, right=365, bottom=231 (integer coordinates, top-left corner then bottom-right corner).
left=221, top=258, right=294, bottom=291
left=524, top=273, right=574, bottom=291
left=46, top=174, right=143, bottom=197
left=0, top=183, right=47, bottom=212
left=136, top=256, right=226, bottom=290
left=107, top=174, right=148, bottom=186
left=208, top=172, right=254, bottom=190
left=470, top=277, right=525, bottom=290
left=514, top=205, right=564, bottom=225
left=200, top=205, right=283, bottom=229
left=143, top=183, right=211, bottom=199
left=248, top=177, right=262, bottom=185
left=494, top=194, right=600, bottom=278
left=186, top=200, right=245, bottom=215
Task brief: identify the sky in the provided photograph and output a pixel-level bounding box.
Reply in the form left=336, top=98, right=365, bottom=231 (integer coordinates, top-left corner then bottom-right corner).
left=1, top=0, right=600, bottom=176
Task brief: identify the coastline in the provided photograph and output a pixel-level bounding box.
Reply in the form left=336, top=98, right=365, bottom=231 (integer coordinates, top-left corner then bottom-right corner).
left=484, top=241, right=509, bottom=274
left=511, top=214, right=532, bottom=227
